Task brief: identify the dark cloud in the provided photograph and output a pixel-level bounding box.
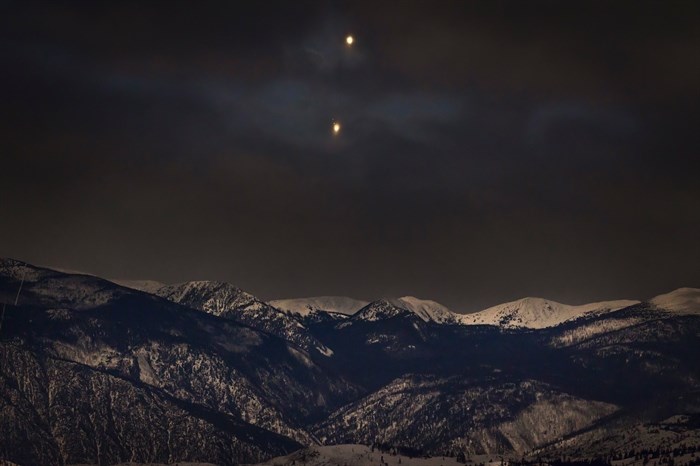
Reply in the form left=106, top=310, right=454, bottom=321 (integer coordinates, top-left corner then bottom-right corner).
left=1, top=1, right=698, bottom=311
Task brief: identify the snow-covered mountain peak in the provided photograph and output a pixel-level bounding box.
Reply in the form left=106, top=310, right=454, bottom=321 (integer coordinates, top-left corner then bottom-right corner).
left=461, top=296, right=639, bottom=329
left=461, top=297, right=565, bottom=328
left=650, top=287, right=700, bottom=314
left=270, top=296, right=368, bottom=316
left=351, top=299, right=415, bottom=322
left=387, top=296, right=461, bottom=324
left=350, top=297, right=461, bottom=324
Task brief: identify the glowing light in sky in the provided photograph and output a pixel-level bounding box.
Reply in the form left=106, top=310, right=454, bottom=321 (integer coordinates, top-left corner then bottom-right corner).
left=333, top=122, right=341, bottom=134
left=345, top=35, right=354, bottom=46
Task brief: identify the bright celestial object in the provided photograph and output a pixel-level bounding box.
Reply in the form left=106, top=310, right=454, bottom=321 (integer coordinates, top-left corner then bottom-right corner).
left=333, top=122, right=341, bottom=134
left=345, top=35, right=354, bottom=46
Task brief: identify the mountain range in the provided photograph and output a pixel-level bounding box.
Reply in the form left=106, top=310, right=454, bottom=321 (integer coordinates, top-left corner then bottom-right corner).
left=1, top=258, right=699, bottom=465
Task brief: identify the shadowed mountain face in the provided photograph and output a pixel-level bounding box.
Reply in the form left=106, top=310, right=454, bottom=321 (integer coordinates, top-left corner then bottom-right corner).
left=1, top=258, right=699, bottom=464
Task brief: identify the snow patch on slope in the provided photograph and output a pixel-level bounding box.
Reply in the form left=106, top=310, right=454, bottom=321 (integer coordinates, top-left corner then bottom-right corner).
left=270, top=296, right=369, bottom=316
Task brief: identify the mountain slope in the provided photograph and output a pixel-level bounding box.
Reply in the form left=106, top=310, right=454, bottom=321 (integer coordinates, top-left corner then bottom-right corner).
left=156, top=281, right=334, bottom=356
left=0, top=345, right=299, bottom=466
left=314, top=375, right=617, bottom=456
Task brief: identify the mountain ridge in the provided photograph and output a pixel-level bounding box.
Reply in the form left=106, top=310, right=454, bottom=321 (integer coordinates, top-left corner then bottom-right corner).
left=1, top=257, right=699, bottom=465
left=5, top=257, right=696, bottom=330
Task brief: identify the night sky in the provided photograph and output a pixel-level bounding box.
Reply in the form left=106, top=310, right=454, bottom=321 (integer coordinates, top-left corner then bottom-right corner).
left=1, top=1, right=699, bottom=311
